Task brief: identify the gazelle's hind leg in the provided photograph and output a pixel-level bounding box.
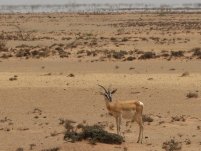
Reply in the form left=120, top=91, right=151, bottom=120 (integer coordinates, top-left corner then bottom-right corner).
left=119, top=114, right=122, bottom=135
left=134, top=113, right=144, bottom=143
left=115, top=116, right=119, bottom=135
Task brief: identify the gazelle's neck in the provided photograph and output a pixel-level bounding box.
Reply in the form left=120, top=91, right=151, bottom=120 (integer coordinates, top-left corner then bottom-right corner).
left=105, top=99, right=112, bottom=110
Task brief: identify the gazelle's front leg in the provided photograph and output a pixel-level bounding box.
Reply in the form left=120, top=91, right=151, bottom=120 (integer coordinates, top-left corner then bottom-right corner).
left=115, top=114, right=122, bottom=135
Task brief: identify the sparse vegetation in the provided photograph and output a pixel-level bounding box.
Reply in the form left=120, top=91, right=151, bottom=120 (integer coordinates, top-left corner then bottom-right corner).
left=171, top=51, right=184, bottom=57
left=1, top=12, right=201, bottom=151
left=41, top=147, right=60, bottom=151
left=139, top=52, right=156, bottom=59
left=0, top=40, right=10, bottom=58
left=191, top=47, right=201, bottom=58
left=186, top=92, right=198, bottom=98
left=115, top=65, right=119, bottom=69
left=110, top=37, right=117, bottom=41
left=64, top=125, right=124, bottom=144
left=125, top=56, right=136, bottom=61
left=171, top=115, right=186, bottom=122
left=122, top=37, right=129, bottom=42
left=60, top=119, right=124, bottom=144
left=9, top=75, right=18, bottom=81
left=0, top=40, right=8, bottom=52
left=142, top=114, right=154, bottom=122
left=184, top=138, right=191, bottom=145
left=68, top=73, right=75, bottom=77
left=12, top=25, right=32, bottom=41
left=16, top=148, right=24, bottom=151
left=112, top=50, right=127, bottom=59
left=180, top=72, right=189, bottom=77
left=162, top=138, right=182, bottom=151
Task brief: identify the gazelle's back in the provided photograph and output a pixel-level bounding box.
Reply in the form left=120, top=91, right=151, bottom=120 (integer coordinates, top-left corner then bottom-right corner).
left=110, top=100, right=143, bottom=112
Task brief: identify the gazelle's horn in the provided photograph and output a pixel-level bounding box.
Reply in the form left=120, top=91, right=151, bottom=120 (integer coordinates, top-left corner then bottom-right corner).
left=98, top=84, right=108, bottom=93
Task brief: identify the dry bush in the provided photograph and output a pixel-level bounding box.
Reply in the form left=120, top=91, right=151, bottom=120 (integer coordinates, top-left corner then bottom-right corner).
left=16, top=47, right=50, bottom=58
left=1, top=53, right=12, bottom=59
left=171, top=115, right=185, bottom=122
left=9, top=77, right=17, bottom=81
left=125, top=56, right=136, bottom=61
left=29, top=144, right=36, bottom=150
left=12, top=25, right=32, bottom=41
left=59, top=118, right=76, bottom=130
left=41, top=147, right=60, bottom=151
left=142, top=114, right=154, bottom=123
left=58, top=51, right=69, bottom=58
left=115, top=65, right=119, bottom=69
left=0, top=40, right=8, bottom=52
left=16, top=49, right=30, bottom=57
left=139, top=52, right=156, bottom=59
left=162, top=138, right=182, bottom=151
left=68, top=73, right=75, bottom=77
left=160, top=53, right=170, bottom=58
left=171, top=51, right=184, bottom=57
left=191, top=47, right=201, bottom=58
left=122, top=37, right=129, bottom=42
left=62, top=37, right=72, bottom=40
left=64, top=124, right=124, bottom=144
left=112, top=50, right=128, bottom=59
left=0, top=40, right=11, bottom=58
left=9, top=75, right=18, bottom=81
left=184, top=138, right=191, bottom=145
left=129, top=67, right=135, bottom=70
left=77, top=50, right=85, bottom=54
left=33, top=48, right=50, bottom=58
left=110, top=37, right=117, bottom=41
left=16, top=148, right=24, bottom=151
left=186, top=92, right=198, bottom=98
left=180, top=72, right=189, bottom=77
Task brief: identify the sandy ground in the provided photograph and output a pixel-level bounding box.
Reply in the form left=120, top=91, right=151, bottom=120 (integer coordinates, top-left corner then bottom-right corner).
left=0, top=13, right=201, bottom=151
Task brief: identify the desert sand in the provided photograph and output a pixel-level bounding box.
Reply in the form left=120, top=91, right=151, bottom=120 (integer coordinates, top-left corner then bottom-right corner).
left=0, top=12, right=201, bottom=151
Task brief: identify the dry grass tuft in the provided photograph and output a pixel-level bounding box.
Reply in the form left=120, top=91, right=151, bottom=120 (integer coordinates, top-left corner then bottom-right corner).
left=68, top=73, right=75, bottom=77
left=9, top=75, right=18, bottom=81
left=139, top=52, right=156, bottom=59
left=186, top=92, right=198, bottom=98
left=16, top=148, right=24, bottom=151
left=112, top=50, right=127, bottom=59
left=191, top=47, right=201, bottom=58
left=180, top=72, right=190, bottom=77
left=142, top=114, right=154, bottom=123
left=0, top=40, right=8, bottom=52
left=171, top=115, right=186, bottom=122
left=171, top=51, right=184, bottom=57
left=41, top=147, right=60, bottom=151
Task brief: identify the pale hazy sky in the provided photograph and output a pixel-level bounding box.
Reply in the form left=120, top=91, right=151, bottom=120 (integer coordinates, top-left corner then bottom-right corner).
left=0, top=0, right=201, bottom=5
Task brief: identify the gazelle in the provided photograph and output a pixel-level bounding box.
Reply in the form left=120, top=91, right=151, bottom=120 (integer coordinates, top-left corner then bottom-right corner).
left=98, top=85, right=144, bottom=143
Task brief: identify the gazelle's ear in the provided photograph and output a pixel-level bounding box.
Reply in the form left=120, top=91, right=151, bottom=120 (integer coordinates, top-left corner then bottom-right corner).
left=111, top=89, right=117, bottom=94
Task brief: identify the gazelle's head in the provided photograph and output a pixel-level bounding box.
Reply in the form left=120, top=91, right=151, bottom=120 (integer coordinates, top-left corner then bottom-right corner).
left=98, top=85, right=117, bottom=102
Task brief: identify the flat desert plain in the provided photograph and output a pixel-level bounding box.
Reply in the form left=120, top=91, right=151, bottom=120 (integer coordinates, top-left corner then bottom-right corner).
left=0, top=12, right=201, bottom=151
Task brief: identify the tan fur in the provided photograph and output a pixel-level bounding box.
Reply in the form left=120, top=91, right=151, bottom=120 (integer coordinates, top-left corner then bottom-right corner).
left=105, top=99, right=144, bottom=143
